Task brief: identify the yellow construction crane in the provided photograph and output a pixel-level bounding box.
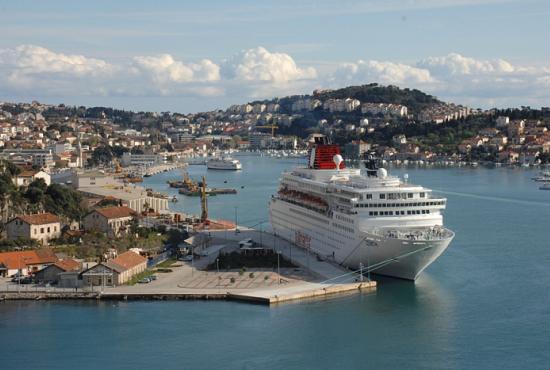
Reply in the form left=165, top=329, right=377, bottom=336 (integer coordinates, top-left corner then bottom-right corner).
left=112, top=158, right=122, bottom=173
left=255, top=124, right=278, bottom=137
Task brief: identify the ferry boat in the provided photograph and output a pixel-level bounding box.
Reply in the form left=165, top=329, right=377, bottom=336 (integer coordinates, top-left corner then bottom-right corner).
left=206, top=157, right=242, bottom=170
left=269, top=136, right=454, bottom=280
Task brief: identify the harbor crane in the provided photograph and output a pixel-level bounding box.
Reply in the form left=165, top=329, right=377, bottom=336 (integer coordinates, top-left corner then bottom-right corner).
left=255, top=124, right=278, bottom=137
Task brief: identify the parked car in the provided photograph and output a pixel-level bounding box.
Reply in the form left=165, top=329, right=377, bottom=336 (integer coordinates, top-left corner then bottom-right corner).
left=239, top=238, right=254, bottom=248
left=20, top=277, right=34, bottom=284
left=149, top=275, right=157, bottom=281
left=138, top=277, right=151, bottom=284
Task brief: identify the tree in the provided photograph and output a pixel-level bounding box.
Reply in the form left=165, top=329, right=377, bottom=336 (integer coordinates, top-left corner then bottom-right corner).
left=90, top=146, right=113, bottom=166
left=166, top=229, right=188, bottom=247
left=23, top=178, right=48, bottom=212
left=44, top=184, right=87, bottom=222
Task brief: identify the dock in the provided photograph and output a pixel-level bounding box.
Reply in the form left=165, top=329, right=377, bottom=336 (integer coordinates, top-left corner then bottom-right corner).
left=0, top=281, right=375, bottom=305
left=1, top=225, right=377, bottom=306
left=178, top=187, right=237, bottom=196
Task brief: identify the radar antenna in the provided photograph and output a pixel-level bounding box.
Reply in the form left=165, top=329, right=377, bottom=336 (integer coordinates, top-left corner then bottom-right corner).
left=363, top=151, right=381, bottom=177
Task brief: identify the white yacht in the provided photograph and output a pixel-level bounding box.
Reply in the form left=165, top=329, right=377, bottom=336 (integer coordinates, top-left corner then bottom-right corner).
left=269, top=137, right=454, bottom=280
left=206, top=157, right=242, bottom=170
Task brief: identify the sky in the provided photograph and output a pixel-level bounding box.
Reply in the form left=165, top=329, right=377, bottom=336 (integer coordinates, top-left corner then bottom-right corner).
left=0, top=0, right=549, bottom=113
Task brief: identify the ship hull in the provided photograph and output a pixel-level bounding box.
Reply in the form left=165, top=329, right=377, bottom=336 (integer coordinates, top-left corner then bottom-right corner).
left=270, top=198, right=453, bottom=281
left=343, top=233, right=453, bottom=280
left=206, top=163, right=242, bottom=170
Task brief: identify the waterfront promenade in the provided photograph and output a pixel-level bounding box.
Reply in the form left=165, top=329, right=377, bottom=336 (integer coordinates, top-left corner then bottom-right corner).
left=0, top=227, right=375, bottom=305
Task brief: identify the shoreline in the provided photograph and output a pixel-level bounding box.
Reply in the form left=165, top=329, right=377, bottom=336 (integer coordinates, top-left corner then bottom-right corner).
left=0, top=281, right=376, bottom=305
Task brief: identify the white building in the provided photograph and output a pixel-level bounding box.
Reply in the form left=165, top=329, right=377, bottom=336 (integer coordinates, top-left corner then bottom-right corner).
left=120, top=152, right=165, bottom=167
left=6, top=213, right=61, bottom=245
left=496, top=116, right=510, bottom=128
left=83, top=206, right=135, bottom=238
left=14, top=169, right=51, bottom=186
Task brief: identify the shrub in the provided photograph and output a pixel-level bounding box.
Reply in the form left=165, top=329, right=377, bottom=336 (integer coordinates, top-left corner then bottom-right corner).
left=249, top=272, right=254, bottom=278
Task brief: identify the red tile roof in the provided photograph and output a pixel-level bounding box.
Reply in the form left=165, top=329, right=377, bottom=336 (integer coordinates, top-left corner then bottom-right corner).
left=18, top=170, right=40, bottom=177
left=13, top=213, right=60, bottom=225
left=109, top=251, right=147, bottom=271
left=0, top=249, right=58, bottom=270
left=94, top=206, right=135, bottom=219
left=53, top=259, right=81, bottom=272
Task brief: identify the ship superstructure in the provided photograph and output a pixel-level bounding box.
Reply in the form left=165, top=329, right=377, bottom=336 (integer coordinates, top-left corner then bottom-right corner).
left=206, top=157, right=242, bottom=170
left=269, top=136, right=454, bottom=280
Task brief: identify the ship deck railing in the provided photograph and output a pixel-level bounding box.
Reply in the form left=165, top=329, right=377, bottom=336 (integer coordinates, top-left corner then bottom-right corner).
left=370, top=227, right=454, bottom=241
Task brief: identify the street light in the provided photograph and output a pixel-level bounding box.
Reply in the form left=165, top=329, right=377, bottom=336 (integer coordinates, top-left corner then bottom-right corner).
left=277, top=250, right=281, bottom=285
left=234, top=206, right=239, bottom=234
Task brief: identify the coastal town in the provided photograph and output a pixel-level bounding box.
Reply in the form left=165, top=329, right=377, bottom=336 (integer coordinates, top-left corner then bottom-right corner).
left=0, top=83, right=549, bottom=302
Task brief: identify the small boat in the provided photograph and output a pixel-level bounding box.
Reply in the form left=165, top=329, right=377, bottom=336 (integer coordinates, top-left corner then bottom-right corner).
left=172, top=196, right=178, bottom=202
left=532, top=170, right=550, bottom=182
left=540, top=183, right=550, bottom=190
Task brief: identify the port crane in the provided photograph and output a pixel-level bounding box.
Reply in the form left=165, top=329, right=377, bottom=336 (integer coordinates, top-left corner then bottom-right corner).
left=255, top=124, right=278, bottom=137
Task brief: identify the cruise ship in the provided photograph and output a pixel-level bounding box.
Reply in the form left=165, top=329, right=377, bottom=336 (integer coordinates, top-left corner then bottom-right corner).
left=269, top=137, right=454, bottom=280
left=206, top=157, right=242, bottom=170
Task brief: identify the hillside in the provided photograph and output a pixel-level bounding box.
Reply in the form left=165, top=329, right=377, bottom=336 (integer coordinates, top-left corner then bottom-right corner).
left=314, top=83, right=441, bottom=115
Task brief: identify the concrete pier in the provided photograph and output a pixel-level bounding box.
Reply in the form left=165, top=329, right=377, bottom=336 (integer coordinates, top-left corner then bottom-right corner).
left=0, top=225, right=377, bottom=306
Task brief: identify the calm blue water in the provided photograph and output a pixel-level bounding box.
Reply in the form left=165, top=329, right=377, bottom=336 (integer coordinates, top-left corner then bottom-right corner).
left=2, top=155, right=550, bottom=369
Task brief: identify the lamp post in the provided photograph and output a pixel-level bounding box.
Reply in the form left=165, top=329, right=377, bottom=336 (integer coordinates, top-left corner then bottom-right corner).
left=191, top=244, right=194, bottom=277
left=234, top=206, right=239, bottom=234
left=277, top=250, right=281, bottom=285
left=216, top=258, right=220, bottom=287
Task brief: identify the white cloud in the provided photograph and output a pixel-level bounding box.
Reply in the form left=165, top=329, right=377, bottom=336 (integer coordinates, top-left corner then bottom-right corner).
left=417, top=53, right=515, bottom=76
left=0, top=45, right=549, bottom=109
left=221, top=46, right=317, bottom=82
left=0, top=44, right=113, bottom=96
left=0, top=44, right=112, bottom=76
left=132, top=54, right=220, bottom=84
left=333, top=60, right=433, bottom=85
left=330, top=53, right=550, bottom=108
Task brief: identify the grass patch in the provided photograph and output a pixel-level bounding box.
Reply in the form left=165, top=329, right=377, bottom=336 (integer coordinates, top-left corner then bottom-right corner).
left=155, top=258, right=177, bottom=268
left=156, top=268, right=173, bottom=273
left=127, top=270, right=155, bottom=285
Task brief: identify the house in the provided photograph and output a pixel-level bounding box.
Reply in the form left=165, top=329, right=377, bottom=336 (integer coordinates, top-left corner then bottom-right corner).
left=0, top=249, right=58, bottom=277
left=34, top=258, right=81, bottom=283
left=14, top=169, right=51, bottom=186
left=83, top=206, right=135, bottom=237
left=6, top=213, right=61, bottom=245
left=80, top=251, right=147, bottom=286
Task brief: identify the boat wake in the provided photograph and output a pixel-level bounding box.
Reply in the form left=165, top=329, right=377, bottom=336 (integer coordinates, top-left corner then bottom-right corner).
left=435, top=190, right=550, bottom=207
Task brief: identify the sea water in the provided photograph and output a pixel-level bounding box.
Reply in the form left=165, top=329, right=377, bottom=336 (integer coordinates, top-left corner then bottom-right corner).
left=1, top=155, right=549, bottom=369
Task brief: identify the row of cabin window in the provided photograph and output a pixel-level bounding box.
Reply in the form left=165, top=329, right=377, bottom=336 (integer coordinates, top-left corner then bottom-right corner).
left=335, top=214, right=354, bottom=224
left=364, top=192, right=426, bottom=200
left=369, top=210, right=431, bottom=216
left=333, top=222, right=354, bottom=234
left=355, top=201, right=444, bottom=208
